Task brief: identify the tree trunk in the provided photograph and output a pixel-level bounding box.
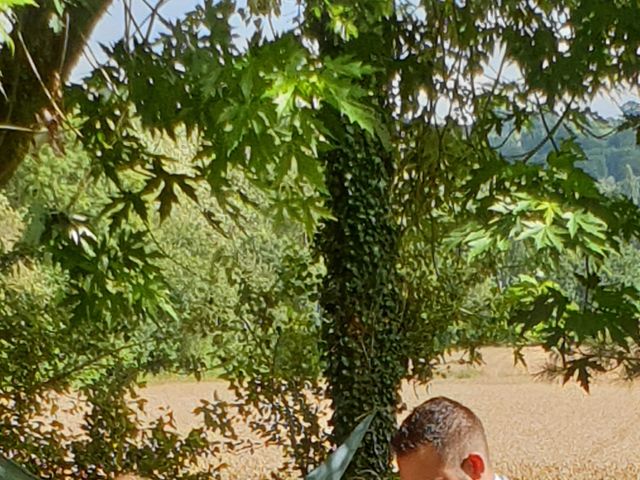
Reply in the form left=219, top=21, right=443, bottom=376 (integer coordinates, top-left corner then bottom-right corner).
left=0, top=0, right=112, bottom=187
left=318, top=127, right=406, bottom=478
left=309, top=4, right=405, bottom=475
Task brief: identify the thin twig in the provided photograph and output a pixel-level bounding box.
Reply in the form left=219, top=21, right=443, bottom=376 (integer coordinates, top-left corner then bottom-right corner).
left=267, top=13, right=277, bottom=40
left=509, top=98, right=574, bottom=164
left=123, top=0, right=147, bottom=48
left=489, top=125, right=518, bottom=150
left=482, top=52, right=507, bottom=115
left=140, top=0, right=174, bottom=32
left=0, top=12, right=23, bottom=148
left=536, top=95, right=559, bottom=153
left=143, top=0, right=171, bottom=43
left=16, top=31, right=82, bottom=138
left=0, top=123, right=46, bottom=133
left=58, top=12, right=71, bottom=74
left=78, top=32, right=119, bottom=91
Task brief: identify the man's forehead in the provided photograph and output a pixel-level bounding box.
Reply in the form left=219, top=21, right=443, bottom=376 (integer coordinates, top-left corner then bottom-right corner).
left=397, top=443, right=447, bottom=479
left=400, top=442, right=443, bottom=458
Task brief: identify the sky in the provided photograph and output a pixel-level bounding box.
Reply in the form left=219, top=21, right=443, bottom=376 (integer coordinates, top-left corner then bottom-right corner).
left=72, top=0, right=202, bottom=78
left=72, top=0, right=296, bottom=78
left=73, top=0, right=639, bottom=119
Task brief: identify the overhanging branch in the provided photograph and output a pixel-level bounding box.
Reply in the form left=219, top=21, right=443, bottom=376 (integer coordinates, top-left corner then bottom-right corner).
left=0, top=0, right=113, bottom=187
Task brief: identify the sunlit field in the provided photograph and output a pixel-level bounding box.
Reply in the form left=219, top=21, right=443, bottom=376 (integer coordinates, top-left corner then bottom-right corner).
left=63, top=347, right=639, bottom=480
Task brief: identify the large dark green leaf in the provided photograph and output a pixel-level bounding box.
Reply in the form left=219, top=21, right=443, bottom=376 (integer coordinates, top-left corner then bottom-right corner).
left=0, top=457, right=39, bottom=480
left=305, top=412, right=375, bottom=480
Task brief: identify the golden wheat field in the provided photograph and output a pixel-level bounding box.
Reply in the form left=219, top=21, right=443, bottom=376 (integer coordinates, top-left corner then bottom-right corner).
left=400, top=347, right=640, bottom=480
left=63, top=347, right=640, bottom=479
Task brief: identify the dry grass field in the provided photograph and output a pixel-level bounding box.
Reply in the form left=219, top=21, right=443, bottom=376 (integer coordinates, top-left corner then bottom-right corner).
left=401, top=347, right=640, bottom=479
left=80, top=347, right=640, bottom=479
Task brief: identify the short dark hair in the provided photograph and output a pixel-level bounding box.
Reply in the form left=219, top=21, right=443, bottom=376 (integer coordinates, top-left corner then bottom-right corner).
left=391, top=397, right=488, bottom=464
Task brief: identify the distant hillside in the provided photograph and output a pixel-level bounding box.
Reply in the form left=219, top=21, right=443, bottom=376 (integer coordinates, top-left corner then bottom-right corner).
left=495, top=115, right=640, bottom=183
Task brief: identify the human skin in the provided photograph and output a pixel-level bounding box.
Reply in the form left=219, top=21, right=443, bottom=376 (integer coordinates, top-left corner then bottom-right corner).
left=397, top=444, right=494, bottom=480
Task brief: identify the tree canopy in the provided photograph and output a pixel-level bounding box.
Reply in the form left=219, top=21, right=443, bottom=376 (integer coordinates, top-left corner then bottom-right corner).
left=1, top=0, right=640, bottom=478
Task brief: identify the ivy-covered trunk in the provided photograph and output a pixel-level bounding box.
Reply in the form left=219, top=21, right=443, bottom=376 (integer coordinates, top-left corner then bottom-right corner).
left=318, top=127, right=406, bottom=478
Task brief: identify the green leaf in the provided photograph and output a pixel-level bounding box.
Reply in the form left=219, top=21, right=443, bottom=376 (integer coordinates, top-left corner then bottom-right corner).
left=159, top=299, right=179, bottom=322
left=0, top=0, right=37, bottom=54
left=563, top=211, right=578, bottom=238
left=468, top=235, right=493, bottom=260
left=0, top=0, right=37, bottom=9
left=544, top=225, right=565, bottom=251
left=515, top=220, right=544, bottom=242
left=575, top=213, right=607, bottom=240
left=305, top=412, right=375, bottom=480
left=177, top=179, right=199, bottom=203
left=324, top=57, right=375, bottom=79
left=337, top=100, right=376, bottom=136
left=48, top=13, right=64, bottom=34
left=536, top=201, right=559, bottom=225
left=158, top=181, right=178, bottom=222
left=272, top=82, right=296, bottom=118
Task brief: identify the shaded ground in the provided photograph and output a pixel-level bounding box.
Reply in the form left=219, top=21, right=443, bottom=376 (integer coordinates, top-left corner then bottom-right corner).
left=109, top=347, right=640, bottom=479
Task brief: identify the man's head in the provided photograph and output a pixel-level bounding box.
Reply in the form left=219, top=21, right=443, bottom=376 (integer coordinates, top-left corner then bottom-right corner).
left=392, top=397, right=493, bottom=480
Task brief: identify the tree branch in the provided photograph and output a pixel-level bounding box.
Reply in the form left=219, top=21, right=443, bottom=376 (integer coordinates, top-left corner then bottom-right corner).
left=0, top=0, right=113, bottom=187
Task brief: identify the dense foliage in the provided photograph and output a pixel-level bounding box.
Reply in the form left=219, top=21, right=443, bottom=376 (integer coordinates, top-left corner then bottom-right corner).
left=1, top=0, right=640, bottom=478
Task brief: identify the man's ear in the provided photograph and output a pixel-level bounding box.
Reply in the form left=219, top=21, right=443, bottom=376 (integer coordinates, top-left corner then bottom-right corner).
left=461, top=453, right=485, bottom=479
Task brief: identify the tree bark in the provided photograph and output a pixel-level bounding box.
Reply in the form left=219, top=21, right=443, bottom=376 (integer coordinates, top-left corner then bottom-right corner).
left=0, top=0, right=112, bottom=187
